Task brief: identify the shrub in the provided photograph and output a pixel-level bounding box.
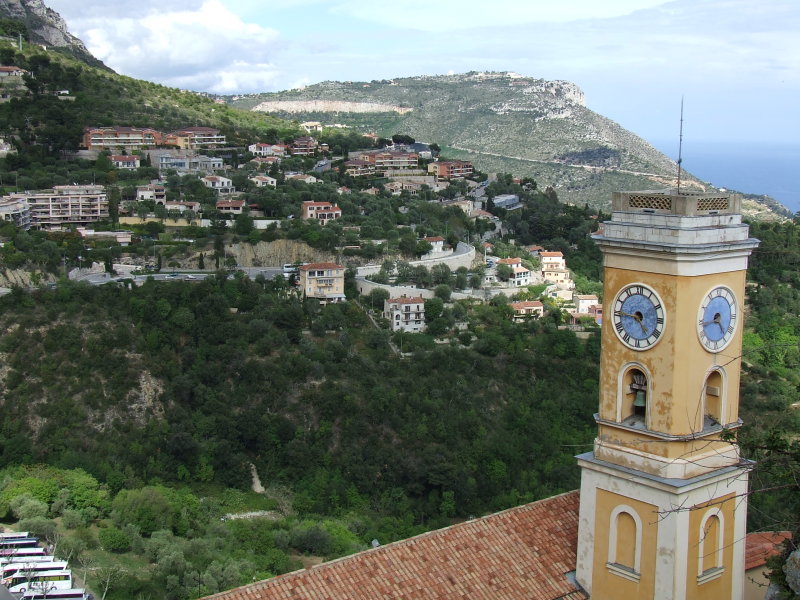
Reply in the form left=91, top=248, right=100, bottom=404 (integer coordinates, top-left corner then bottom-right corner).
left=10, top=494, right=48, bottom=520
left=98, top=526, right=131, bottom=553
left=61, top=508, right=84, bottom=529
left=16, top=517, right=56, bottom=540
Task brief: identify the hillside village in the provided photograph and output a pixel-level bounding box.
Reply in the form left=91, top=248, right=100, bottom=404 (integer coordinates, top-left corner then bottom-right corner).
left=0, top=87, right=603, bottom=329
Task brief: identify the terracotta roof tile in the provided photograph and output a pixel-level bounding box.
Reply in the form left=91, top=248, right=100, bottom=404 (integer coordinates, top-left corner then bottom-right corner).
left=745, top=531, right=791, bottom=571
left=202, top=491, right=583, bottom=600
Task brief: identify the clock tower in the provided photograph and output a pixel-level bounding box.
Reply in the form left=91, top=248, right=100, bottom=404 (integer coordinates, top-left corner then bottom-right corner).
left=575, top=190, right=759, bottom=599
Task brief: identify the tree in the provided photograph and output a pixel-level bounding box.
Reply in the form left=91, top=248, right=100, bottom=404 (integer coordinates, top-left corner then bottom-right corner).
left=367, top=288, right=389, bottom=310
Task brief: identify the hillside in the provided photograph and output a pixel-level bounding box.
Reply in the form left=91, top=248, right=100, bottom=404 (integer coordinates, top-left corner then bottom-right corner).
left=230, top=72, right=787, bottom=214
left=0, top=38, right=301, bottom=157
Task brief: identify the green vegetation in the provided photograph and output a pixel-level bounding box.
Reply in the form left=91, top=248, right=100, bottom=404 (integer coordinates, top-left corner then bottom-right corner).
left=0, top=273, right=599, bottom=598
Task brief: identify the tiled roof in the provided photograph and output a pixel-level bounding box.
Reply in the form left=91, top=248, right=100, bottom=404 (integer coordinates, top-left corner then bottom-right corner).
left=497, top=257, right=522, bottom=265
left=540, top=252, right=564, bottom=258
left=510, top=301, right=544, bottom=309
left=388, top=296, right=425, bottom=304
left=745, top=531, right=791, bottom=571
left=201, top=490, right=582, bottom=600
left=299, top=263, right=344, bottom=271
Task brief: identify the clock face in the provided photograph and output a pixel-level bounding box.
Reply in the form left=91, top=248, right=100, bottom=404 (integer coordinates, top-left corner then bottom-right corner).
left=612, top=284, right=665, bottom=350
left=697, top=286, right=737, bottom=352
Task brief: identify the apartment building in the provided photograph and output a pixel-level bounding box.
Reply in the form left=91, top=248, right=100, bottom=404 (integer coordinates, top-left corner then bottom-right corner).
left=291, top=136, right=319, bottom=156
left=6, top=185, right=108, bottom=229
left=0, top=195, right=31, bottom=229
left=136, top=183, right=167, bottom=203
left=83, top=126, right=163, bottom=150
left=299, top=263, right=346, bottom=303
left=428, top=160, right=473, bottom=179
left=384, top=296, right=426, bottom=333
left=165, top=127, right=226, bottom=149
left=201, top=175, right=234, bottom=194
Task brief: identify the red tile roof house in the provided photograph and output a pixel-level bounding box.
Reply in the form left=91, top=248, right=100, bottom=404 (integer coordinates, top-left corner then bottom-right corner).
left=216, top=200, right=244, bottom=215
left=423, top=236, right=445, bottom=252
left=301, top=201, right=341, bottom=225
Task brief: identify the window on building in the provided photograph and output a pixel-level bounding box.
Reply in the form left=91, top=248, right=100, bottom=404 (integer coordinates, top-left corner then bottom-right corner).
left=698, top=509, right=724, bottom=583
left=704, top=370, right=724, bottom=426
left=607, top=505, right=642, bottom=582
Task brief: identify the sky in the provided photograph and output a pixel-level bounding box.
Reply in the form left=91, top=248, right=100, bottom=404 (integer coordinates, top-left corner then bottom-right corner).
left=45, top=0, right=799, bottom=152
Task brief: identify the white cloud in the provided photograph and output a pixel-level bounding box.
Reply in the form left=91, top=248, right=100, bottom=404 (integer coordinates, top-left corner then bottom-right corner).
left=49, top=0, right=283, bottom=92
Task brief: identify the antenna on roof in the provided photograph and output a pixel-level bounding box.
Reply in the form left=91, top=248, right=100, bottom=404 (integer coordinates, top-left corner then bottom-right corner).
left=676, top=97, right=684, bottom=194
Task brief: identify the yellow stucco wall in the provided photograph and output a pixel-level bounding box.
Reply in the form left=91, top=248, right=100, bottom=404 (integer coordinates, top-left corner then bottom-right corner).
left=591, top=489, right=658, bottom=599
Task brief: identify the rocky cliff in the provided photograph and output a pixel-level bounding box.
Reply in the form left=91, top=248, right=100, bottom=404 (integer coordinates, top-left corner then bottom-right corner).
left=0, top=0, right=107, bottom=68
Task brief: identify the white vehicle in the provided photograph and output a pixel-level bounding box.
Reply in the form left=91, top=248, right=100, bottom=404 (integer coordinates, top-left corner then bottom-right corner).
left=185, top=274, right=197, bottom=279
left=283, top=263, right=299, bottom=274
left=0, top=547, right=47, bottom=562
left=0, top=531, right=29, bottom=540
left=0, top=537, right=39, bottom=549
left=4, top=569, right=72, bottom=594
left=2, top=560, right=68, bottom=580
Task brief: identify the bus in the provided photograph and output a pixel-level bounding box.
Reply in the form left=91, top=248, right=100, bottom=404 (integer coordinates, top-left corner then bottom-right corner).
left=0, top=531, right=29, bottom=540
left=0, top=536, right=39, bottom=549
left=2, top=560, right=68, bottom=580
left=4, top=569, right=72, bottom=594
left=0, top=547, right=48, bottom=562
left=21, top=589, right=88, bottom=600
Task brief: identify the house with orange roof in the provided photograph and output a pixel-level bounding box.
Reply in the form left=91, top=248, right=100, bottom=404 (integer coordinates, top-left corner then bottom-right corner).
left=423, top=236, right=445, bottom=253
left=249, top=175, right=276, bottom=188
left=215, top=199, right=244, bottom=215
left=509, top=300, right=544, bottom=322
left=301, top=201, right=341, bottom=225
left=744, top=531, right=791, bottom=600
left=298, top=263, right=346, bottom=304
left=384, top=296, right=426, bottom=333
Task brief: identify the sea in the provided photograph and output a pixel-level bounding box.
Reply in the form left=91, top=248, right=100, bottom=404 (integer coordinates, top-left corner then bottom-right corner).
left=650, top=140, right=800, bottom=214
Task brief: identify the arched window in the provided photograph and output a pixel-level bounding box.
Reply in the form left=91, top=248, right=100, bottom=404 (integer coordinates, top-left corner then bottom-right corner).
left=618, top=364, right=650, bottom=426
left=607, top=505, right=642, bottom=582
left=704, top=369, right=725, bottom=426
left=697, top=509, right=725, bottom=583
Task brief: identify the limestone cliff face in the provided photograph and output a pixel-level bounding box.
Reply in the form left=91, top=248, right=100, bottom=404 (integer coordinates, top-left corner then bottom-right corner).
left=0, top=0, right=108, bottom=68
left=253, top=100, right=413, bottom=115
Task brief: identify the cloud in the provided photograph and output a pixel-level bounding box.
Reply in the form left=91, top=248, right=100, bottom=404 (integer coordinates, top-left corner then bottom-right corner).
left=48, top=0, right=283, bottom=92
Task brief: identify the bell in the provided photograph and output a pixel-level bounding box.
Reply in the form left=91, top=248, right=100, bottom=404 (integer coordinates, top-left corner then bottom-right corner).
left=633, top=391, right=646, bottom=408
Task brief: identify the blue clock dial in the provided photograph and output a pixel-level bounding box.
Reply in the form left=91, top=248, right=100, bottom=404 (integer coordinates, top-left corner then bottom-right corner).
left=612, top=284, right=665, bottom=350
left=697, top=286, right=737, bottom=352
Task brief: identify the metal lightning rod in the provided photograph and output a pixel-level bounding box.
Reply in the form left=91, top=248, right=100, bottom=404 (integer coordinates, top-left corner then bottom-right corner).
left=676, top=97, right=684, bottom=194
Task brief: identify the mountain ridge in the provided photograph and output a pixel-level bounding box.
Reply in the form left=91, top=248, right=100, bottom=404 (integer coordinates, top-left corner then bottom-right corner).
left=230, top=72, right=778, bottom=212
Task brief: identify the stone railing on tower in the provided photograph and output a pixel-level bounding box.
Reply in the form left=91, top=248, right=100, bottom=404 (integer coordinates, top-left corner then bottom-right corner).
left=612, top=190, right=741, bottom=216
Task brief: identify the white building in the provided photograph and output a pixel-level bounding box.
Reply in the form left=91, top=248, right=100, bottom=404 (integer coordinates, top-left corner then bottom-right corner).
left=6, top=185, right=108, bottom=229
left=201, top=176, right=234, bottom=194
left=384, top=296, right=426, bottom=333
